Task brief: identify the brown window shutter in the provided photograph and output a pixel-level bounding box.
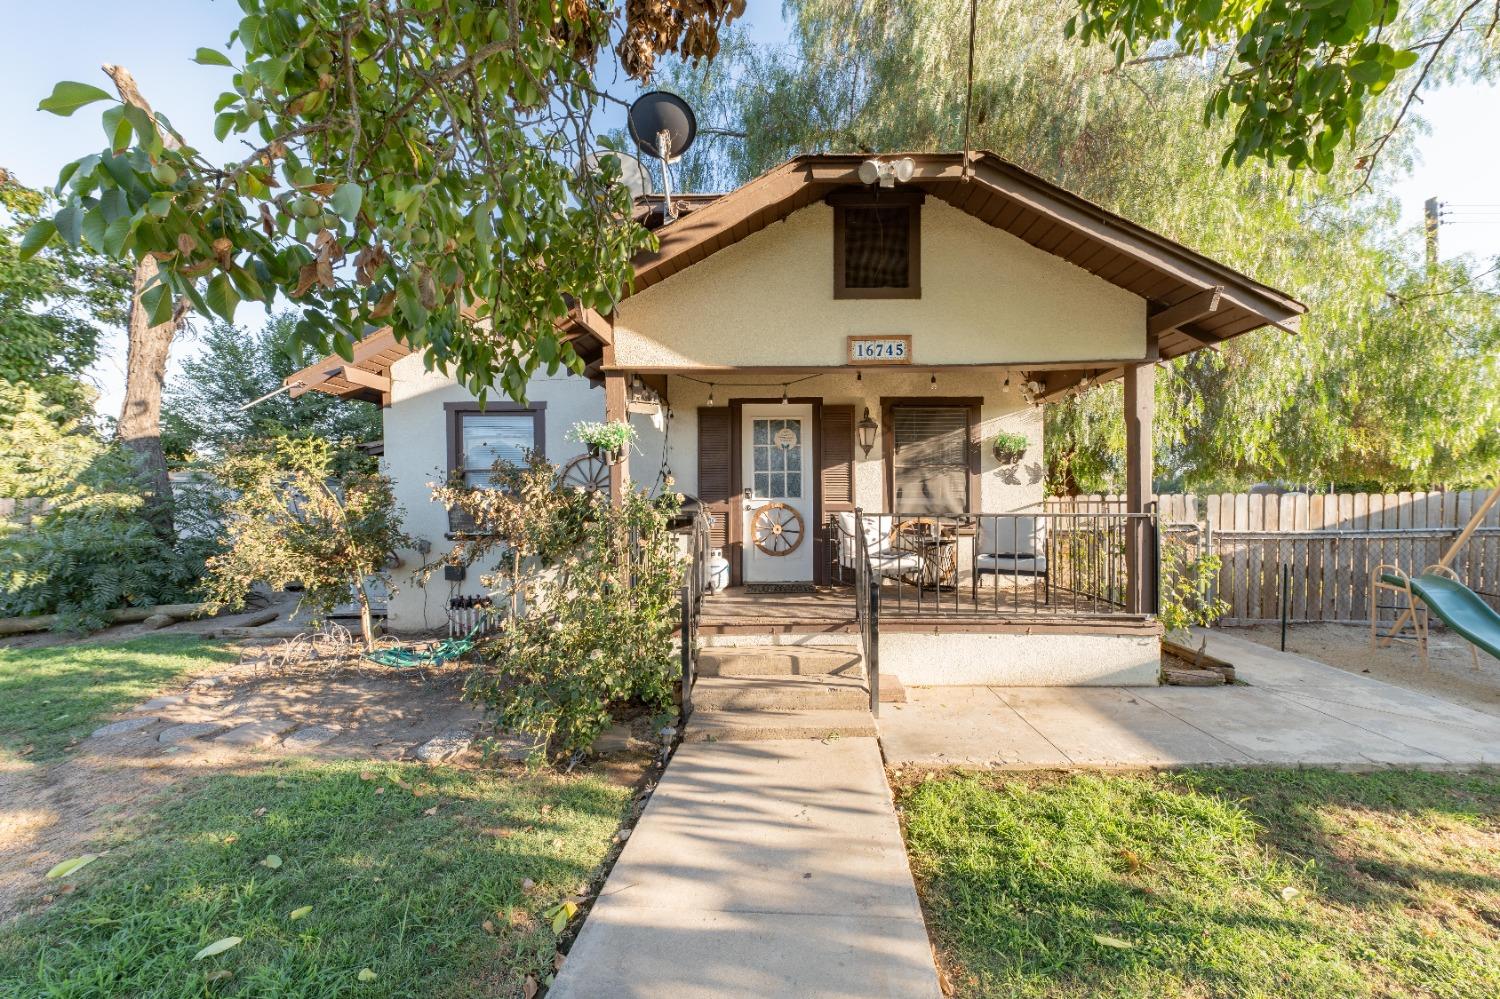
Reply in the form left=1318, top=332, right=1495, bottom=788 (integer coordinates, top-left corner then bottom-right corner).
left=820, top=405, right=855, bottom=512
left=697, top=408, right=733, bottom=550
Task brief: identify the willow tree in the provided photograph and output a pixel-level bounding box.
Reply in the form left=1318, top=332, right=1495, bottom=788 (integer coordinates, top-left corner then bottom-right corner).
left=656, top=0, right=1500, bottom=491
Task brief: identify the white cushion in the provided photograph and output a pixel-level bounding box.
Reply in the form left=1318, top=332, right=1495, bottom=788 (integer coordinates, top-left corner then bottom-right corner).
left=976, top=554, right=1048, bottom=575
left=977, top=515, right=1047, bottom=557
left=870, top=550, right=922, bottom=577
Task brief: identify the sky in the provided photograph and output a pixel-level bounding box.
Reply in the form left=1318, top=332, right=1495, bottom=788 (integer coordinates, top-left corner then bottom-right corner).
left=1, top=1, right=1495, bottom=421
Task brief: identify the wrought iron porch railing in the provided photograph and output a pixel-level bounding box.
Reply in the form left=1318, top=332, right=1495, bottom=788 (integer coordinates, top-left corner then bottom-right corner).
left=852, top=510, right=881, bottom=716
left=678, top=510, right=712, bottom=719
left=827, top=509, right=1159, bottom=619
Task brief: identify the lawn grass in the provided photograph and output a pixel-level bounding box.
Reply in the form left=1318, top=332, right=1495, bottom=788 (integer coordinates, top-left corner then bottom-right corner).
left=897, top=768, right=1500, bottom=999
left=0, top=636, right=238, bottom=762
left=0, top=759, right=632, bottom=998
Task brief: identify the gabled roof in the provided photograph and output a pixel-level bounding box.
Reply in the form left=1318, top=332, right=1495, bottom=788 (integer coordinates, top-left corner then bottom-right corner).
left=626, top=152, right=1305, bottom=394
left=292, top=151, right=1305, bottom=401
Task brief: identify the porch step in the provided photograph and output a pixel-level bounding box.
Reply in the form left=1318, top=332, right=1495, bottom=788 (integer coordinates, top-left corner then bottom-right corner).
left=683, top=708, right=878, bottom=743
left=692, top=674, right=871, bottom=712
left=698, top=647, right=864, bottom=678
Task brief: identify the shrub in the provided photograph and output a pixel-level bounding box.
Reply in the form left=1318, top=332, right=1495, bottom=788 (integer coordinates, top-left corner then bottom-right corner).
left=1158, top=530, right=1229, bottom=639
left=203, top=437, right=410, bottom=649
left=0, top=380, right=207, bottom=631
left=434, top=461, right=682, bottom=760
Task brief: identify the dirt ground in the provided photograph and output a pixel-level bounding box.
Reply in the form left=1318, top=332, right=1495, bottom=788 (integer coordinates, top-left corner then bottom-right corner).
left=1226, top=621, right=1500, bottom=717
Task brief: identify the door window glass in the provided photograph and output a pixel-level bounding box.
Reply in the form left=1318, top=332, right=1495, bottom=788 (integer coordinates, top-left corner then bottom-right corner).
left=751, top=418, right=803, bottom=498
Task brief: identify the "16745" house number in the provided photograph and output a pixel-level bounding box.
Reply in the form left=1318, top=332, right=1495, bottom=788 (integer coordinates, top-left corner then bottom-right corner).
left=847, top=335, right=912, bottom=365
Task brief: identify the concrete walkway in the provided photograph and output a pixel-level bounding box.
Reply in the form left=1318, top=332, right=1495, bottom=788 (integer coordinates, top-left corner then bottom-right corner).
left=550, top=736, right=942, bottom=998
left=881, top=630, right=1500, bottom=769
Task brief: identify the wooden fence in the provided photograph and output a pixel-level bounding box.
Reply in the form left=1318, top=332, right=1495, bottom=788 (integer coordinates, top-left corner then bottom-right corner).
left=1046, top=490, right=1500, bottom=625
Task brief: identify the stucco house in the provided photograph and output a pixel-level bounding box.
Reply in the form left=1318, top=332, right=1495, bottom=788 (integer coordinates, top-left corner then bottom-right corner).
left=288, top=151, right=1304, bottom=690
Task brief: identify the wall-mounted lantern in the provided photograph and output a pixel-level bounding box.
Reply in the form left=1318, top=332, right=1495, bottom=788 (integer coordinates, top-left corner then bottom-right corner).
left=857, top=407, right=879, bottom=457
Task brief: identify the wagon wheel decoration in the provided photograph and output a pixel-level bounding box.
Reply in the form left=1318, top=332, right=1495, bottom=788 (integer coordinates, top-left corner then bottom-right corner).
left=557, top=452, right=612, bottom=494
left=751, top=502, right=805, bottom=556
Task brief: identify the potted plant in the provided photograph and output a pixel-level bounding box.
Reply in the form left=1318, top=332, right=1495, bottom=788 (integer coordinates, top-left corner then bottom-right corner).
left=569, top=420, right=637, bottom=464
left=992, top=430, right=1028, bottom=465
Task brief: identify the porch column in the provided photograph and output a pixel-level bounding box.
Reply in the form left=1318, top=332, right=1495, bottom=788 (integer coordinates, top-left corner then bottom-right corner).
left=604, top=369, right=630, bottom=506
left=1123, top=333, right=1157, bottom=614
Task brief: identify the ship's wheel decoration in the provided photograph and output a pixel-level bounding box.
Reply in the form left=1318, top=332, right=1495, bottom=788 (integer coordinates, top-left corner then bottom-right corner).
left=751, top=502, right=804, bottom=556
left=557, top=452, right=611, bottom=494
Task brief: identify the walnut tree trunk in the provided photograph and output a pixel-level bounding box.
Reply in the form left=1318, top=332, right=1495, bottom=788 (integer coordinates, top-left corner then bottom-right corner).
left=105, top=63, right=187, bottom=538
left=118, top=255, right=184, bottom=536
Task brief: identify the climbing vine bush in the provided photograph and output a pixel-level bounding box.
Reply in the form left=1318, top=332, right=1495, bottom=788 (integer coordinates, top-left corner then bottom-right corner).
left=1157, top=532, right=1229, bottom=639
left=435, top=463, right=683, bottom=760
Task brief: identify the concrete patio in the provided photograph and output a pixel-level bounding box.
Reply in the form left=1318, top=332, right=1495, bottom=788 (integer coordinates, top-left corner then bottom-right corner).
left=880, top=629, right=1500, bottom=769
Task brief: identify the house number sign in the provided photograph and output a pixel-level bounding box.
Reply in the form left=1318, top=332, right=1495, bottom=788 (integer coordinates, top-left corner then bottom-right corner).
left=847, top=335, right=912, bottom=365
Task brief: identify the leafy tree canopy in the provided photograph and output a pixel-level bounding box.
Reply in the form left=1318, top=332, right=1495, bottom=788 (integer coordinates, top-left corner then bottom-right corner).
left=658, top=0, right=1500, bottom=491
left=0, top=171, right=131, bottom=417
left=162, top=311, right=382, bottom=469
left=1067, top=0, right=1500, bottom=176
left=26, top=0, right=745, bottom=403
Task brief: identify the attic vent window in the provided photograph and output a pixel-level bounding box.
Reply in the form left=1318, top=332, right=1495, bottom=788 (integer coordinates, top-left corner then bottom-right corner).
left=831, top=191, right=922, bottom=300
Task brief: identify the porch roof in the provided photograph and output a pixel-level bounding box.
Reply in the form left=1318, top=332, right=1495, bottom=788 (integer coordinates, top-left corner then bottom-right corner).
left=626, top=152, right=1306, bottom=398
left=288, top=151, right=1306, bottom=402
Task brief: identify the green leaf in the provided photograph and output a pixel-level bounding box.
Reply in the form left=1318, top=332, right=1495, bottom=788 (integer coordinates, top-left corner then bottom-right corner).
left=214, top=112, right=236, bottom=142
left=102, top=215, right=135, bottom=257
left=333, top=334, right=356, bottom=363
left=357, top=968, right=377, bottom=982
left=1392, top=49, right=1420, bottom=70
left=194, top=47, right=234, bottom=67
left=288, top=905, right=313, bottom=921
left=258, top=853, right=282, bottom=870
left=45, top=854, right=98, bottom=879
left=53, top=204, right=82, bottom=247
left=331, top=183, right=363, bottom=222
left=38, top=81, right=114, bottom=116
left=193, top=937, right=242, bottom=961
left=140, top=282, right=174, bottom=326
left=151, top=162, right=178, bottom=185
left=206, top=274, right=241, bottom=322
left=1092, top=934, right=1134, bottom=949
left=18, top=219, right=56, bottom=260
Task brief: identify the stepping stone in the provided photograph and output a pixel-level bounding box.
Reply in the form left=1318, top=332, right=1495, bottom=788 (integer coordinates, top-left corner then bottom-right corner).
left=414, top=728, right=473, bottom=762
left=159, top=721, right=230, bottom=744
left=92, top=716, right=159, bottom=738
left=136, top=695, right=186, bottom=712
left=216, top=717, right=298, bottom=747
left=281, top=724, right=342, bottom=751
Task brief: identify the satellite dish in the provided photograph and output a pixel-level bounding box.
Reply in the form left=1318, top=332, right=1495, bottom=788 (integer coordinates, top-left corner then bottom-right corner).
left=584, top=150, right=655, bottom=200
left=628, top=91, right=698, bottom=163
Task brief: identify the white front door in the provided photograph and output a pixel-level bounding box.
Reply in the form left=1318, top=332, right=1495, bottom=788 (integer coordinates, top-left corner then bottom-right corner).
left=741, top=404, right=814, bottom=583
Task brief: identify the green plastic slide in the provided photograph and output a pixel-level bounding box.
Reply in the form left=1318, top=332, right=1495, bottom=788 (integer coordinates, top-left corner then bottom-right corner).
left=1380, top=571, right=1500, bottom=660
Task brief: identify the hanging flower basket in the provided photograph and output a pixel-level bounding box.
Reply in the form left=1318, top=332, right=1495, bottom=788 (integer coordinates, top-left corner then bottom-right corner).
left=992, top=432, right=1028, bottom=466
left=570, top=421, right=636, bottom=465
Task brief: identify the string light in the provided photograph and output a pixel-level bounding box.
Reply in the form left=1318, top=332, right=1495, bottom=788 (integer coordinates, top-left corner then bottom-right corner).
left=781, top=384, right=789, bottom=405
left=929, top=373, right=938, bottom=390
left=856, top=370, right=862, bottom=382
left=707, top=384, right=715, bottom=407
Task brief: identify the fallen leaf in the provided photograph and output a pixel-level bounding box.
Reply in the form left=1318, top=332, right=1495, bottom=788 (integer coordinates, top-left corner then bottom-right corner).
left=206, top=969, right=233, bottom=982
left=523, top=974, right=539, bottom=998
left=374, top=787, right=385, bottom=795
left=1119, top=849, right=1141, bottom=872
left=482, top=919, right=496, bottom=935
left=259, top=855, right=283, bottom=869
left=193, top=937, right=242, bottom=961
left=1092, top=934, right=1134, bottom=949
left=423, top=806, right=438, bottom=817
left=551, top=838, right=563, bottom=850
left=289, top=905, right=312, bottom=921
left=357, top=967, right=377, bottom=982
left=554, top=951, right=565, bottom=972
left=359, top=771, right=375, bottom=781
left=521, top=878, right=536, bottom=892
left=253, top=807, right=267, bottom=818
left=1280, top=886, right=1299, bottom=901
left=539, top=804, right=553, bottom=816
left=45, top=855, right=98, bottom=879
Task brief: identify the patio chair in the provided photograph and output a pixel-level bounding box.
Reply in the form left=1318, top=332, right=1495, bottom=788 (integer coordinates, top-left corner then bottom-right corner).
left=835, top=512, right=924, bottom=581
left=971, top=514, right=1049, bottom=603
